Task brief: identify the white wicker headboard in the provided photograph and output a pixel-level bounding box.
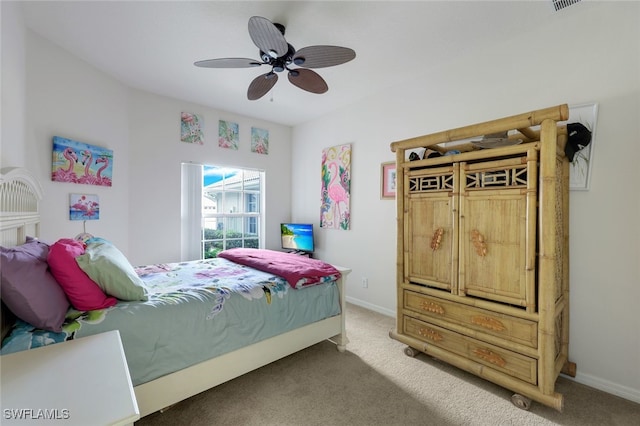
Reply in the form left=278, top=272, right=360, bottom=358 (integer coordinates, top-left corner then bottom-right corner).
left=0, top=167, right=43, bottom=246
left=0, top=167, right=43, bottom=341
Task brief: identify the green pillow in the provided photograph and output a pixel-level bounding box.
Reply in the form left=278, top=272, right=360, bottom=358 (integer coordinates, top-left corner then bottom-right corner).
left=76, top=241, right=148, bottom=301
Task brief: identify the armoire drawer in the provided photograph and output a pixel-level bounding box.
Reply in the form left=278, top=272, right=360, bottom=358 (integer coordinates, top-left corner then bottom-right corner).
left=403, top=316, right=537, bottom=385
left=404, top=290, right=538, bottom=348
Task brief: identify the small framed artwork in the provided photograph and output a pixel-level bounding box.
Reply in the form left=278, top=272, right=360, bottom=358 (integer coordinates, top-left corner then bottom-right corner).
left=218, top=120, right=239, bottom=150
left=381, top=161, right=397, bottom=199
left=70, top=193, right=100, bottom=220
left=180, top=112, right=204, bottom=145
left=251, top=127, right=269, bottom=155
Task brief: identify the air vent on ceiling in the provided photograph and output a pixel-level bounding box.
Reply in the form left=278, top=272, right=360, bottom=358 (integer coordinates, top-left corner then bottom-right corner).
left=551, top=0, right=582, bottom=12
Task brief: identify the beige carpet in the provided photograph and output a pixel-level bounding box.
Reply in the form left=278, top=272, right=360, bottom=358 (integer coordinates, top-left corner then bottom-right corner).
left=135, top=303, right=639, bottom=426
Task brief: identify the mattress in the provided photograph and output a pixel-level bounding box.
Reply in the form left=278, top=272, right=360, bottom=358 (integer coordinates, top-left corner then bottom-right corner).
left=0, top=257, right=341, bottom=386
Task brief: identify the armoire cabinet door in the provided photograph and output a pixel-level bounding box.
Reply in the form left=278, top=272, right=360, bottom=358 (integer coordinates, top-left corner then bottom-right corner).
left=405, top=165, right=458, bottom=292
left=458, top=158, right=536, bottom=309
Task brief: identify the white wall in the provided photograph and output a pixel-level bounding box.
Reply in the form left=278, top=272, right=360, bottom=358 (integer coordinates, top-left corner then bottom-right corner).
left=0, top=1, right=26, bottom=167
left=26, top=32, right=132, bottom=251
left=2, top=15, right=292, bottom=266
left=292, top=2, right=640, bottom=403
left=127, top=90, right=292, bottom=266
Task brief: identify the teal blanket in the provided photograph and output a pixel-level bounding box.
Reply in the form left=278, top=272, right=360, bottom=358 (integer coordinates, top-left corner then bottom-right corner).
left=1, top=258, right=341, bottom=386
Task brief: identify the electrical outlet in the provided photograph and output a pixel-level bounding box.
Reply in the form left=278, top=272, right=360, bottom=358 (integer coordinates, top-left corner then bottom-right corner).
left=362, top=277, right=368, bottom=288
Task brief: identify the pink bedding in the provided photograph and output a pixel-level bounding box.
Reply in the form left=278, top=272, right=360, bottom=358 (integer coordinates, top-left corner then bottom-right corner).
left=217, top=248, right=341, bottom=289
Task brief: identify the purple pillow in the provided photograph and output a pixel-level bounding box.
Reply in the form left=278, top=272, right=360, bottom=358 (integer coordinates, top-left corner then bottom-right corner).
left=0, top=241, right=70, bottom=332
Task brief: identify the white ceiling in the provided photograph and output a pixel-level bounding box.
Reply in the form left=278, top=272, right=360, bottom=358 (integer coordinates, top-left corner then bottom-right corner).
left=20, top=1, right=557, bottom=127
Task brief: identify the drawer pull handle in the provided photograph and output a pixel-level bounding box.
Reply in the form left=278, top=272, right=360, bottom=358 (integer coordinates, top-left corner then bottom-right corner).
left=418, top=327, right=443, bottom=342
left=419, top=301, right=445, bottom=315
left=471, top=229, right=488, bottom=257
left=431, top=228, right=444, bottom=251
left=471, top=316, right=506, bottom=331
left=473, top=348, right=506, bottom=367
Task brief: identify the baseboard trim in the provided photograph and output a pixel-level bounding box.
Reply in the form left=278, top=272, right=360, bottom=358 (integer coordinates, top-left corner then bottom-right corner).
left=346, top=297, right=640, bottom=405
left=567, top=371, right=640, bottom=404
left=345, top=296, right=395, bottom=318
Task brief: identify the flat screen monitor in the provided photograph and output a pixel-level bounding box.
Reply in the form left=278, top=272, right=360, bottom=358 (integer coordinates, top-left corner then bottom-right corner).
left=280, top=223, right=314, bottom=253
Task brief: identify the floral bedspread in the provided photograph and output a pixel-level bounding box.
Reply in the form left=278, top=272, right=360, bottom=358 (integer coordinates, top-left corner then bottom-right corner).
left=1, top=257, right=341, bottom=386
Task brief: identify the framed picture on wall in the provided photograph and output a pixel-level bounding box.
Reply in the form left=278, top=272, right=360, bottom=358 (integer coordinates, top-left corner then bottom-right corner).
left=381, top=161, right=396, bottom=199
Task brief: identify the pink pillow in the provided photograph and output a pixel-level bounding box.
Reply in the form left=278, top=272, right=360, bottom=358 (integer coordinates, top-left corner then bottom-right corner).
left=47, top=239, right=117, bottom=311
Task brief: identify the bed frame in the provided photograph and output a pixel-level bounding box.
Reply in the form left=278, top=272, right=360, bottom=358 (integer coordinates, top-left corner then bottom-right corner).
left=0, top=167, right=350, bottom=418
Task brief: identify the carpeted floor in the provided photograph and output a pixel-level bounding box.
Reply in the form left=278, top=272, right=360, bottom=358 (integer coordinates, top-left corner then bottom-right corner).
left=135, top=303, right=640, bottom=425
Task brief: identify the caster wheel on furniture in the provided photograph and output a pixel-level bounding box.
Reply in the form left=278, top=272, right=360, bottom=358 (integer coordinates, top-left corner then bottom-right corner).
left=404, top=346, right=420, bottom=357
left=511, top=393, right=532, bottom=411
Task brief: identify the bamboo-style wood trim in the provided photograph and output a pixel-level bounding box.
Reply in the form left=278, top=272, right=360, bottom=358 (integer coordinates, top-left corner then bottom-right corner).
left=401, top=142, right=540, bottom=170
left=525, top=148, right=538, bottom=313
left=401, top=282, right=539, bottom=322
left=561, top=146, right=571, bottom=372
left=517, top=127, right=540, bottom=141
left=537, top=118, right=559, bottom=395
left=396, top=148, right=406, bottom=335
left=457, top=162, right=467, bottom=296
left=400, top=306, right=539, bottom=358
left=463, top=155, right=527, bottom=172
left=388, top=330, right=564, bottom=411
left=451, top=163, right=460, bottom=294
left=390, top=104, right=569, bottom=152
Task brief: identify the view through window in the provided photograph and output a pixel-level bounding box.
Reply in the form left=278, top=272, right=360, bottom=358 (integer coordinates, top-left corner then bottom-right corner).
left=202, top=165, right=264, bottom=258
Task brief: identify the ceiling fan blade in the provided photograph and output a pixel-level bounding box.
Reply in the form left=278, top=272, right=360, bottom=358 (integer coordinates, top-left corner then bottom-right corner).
left=247, top=72, right=278, bottom=100
left=194, top=58, right=263, bottom=68
left=287, top=69, right=328, bottom=94
left=248, top=16, right=288, bottom=58
left=292, top=46, right=356, bottom=68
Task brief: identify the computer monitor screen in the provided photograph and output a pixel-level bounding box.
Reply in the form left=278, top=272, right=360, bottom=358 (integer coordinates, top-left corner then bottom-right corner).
left=280, top=223, right=314, bottom=253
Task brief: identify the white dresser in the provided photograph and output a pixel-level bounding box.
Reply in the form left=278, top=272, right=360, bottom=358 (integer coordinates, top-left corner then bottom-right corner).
left=1, top=330, right=139, bottom=425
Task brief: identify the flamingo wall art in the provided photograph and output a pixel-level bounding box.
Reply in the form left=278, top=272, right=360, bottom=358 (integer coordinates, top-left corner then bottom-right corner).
left=320, top=143, right=351, bottom=230
left=180, top=111, right=204, bottom=145
left=52, top=136, right=113, bottom=187
left=69, top=193, right=100, bottom=220
left=218, top=120, right=239, bottom=150
left=251, top=127, right=269, bottom=155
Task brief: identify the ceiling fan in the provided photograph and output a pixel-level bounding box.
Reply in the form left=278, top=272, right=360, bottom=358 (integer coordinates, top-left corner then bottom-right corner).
left=194, top=16, right=356, bottom=101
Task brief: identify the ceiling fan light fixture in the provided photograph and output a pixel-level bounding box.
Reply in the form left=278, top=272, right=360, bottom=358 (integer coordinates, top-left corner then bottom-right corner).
left=197, top=16, right=355, bottom=100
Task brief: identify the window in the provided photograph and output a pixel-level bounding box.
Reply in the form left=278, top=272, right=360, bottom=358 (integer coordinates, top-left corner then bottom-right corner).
left=181, top=163, right=264, bottom=260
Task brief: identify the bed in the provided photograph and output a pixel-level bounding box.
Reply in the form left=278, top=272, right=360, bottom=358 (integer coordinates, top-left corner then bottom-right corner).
left=0, top=166, right=350, bottom=418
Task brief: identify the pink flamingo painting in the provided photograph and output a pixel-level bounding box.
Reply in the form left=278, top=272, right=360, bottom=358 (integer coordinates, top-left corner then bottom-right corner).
left=77, top=150, right=96, bottom=185
left=327, top=161, right=348, bottom=222
left=52, top=136, right=114, bottom=187
left=52, top=147, right=79, bottom=183
left=94, top=156, right=112, bottom=186
left=320, top=144, right=351, bottom=230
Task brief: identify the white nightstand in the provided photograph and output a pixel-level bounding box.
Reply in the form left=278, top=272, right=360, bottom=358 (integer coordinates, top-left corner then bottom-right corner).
left=1, top=330, right=139, bottom=425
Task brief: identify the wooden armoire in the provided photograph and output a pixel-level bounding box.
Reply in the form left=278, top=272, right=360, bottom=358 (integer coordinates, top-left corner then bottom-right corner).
left=389, top=105, right=575, bottom=411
